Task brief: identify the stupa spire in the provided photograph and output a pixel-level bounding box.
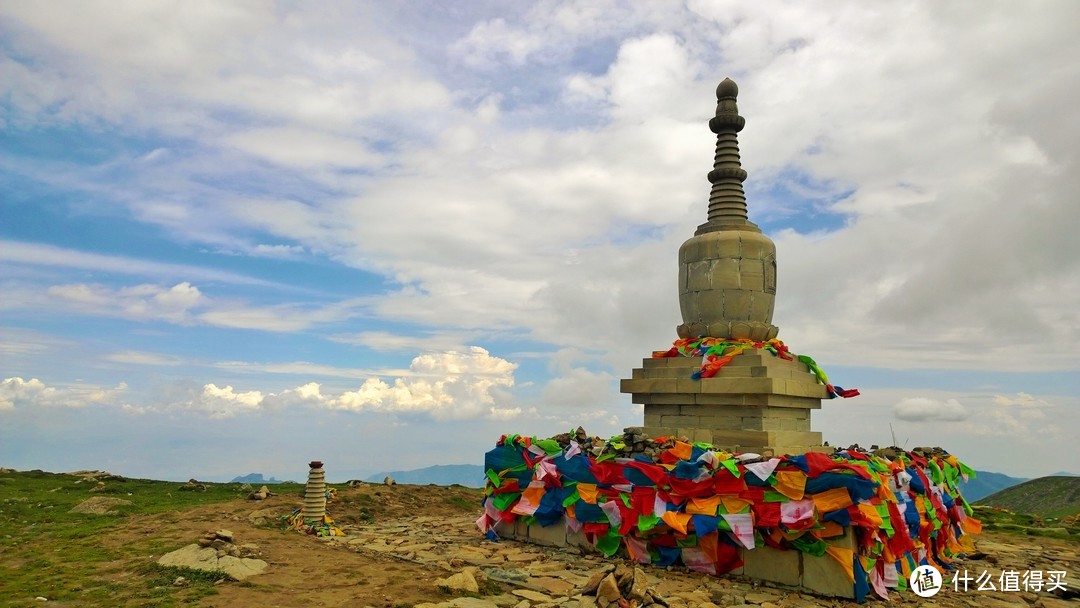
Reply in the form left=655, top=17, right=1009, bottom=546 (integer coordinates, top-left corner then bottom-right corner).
left=697, top=78, right=760, bottom=235
left=677, top=77, right=777, bottom=341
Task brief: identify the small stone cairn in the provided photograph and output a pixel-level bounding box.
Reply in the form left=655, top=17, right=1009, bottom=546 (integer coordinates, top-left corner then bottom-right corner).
left=550, top=426, right=694, bottom=462
left=302, top=460, right=327, bottom=523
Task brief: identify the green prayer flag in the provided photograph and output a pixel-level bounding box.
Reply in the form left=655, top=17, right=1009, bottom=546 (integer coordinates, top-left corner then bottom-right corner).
left=676, top=535, right=698, bottom=548
left=595, top=533, right=621, bottom=557
left=958, top=461, right=976, bottom=479
left=791, top=535, right=827, bottom=557
left=637, top=514, right=661, bottom=532
left=492, top=492, right=521, bottom=512
left=763, top=490, right=788, bottom=502
left=562, top=489, right=580, bottom=508
left=535, top=438, right=563, bottom=455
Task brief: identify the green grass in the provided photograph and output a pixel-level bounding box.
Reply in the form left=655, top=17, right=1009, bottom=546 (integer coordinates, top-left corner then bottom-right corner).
left=971, top=505, right=1080, bottom=541
left=975, top=475, right=1080, bottom=519
left=0, top=470, right=246, bottom=607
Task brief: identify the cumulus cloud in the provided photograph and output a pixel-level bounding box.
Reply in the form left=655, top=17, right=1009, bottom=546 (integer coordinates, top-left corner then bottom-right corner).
left=0, top=377, right=127, bottom=410
left=185, top=384, right=265, bottom=419
left=893, top=397, right=969, bottom=422
left=328, top=347, right=520, bottom=420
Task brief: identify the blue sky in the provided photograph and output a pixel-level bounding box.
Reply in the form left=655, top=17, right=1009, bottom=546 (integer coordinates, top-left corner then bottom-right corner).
left=2, top=1, right=1078, bottom=481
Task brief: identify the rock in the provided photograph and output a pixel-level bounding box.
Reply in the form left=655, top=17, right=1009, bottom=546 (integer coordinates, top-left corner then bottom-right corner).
left=89, top=481, right=107, bottom=492
left=215, top=529, right=234, bottom=542
left=248, top=507, right=274, bottom=524
left=157, top=544, right=268, bottom=580
left=436, top=570, right=480, bottom=595
left=444, top=599, right=501, bottom=608
left=532, top=575, right=576, bottom=596
left=172, top=576, right=189, bottom=587
left=626, top=566, right=648, bottom=601
left=582, top=570, right=607, bottom=595
left=512, top=589, right=554, bottom=602
left=179, top=479, right=206, bottom=492
left=744, top=592, right=782, bottom=605
left=70, top=497, right=133, bottom=514
left=384, top=476, right=396, bottom=486
left=596, top=573, right=621, bottom=605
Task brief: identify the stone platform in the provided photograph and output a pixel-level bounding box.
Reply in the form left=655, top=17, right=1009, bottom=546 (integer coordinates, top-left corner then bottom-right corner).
left=621, top=349, right=832, bottom=456
left=495, top=517, right=857, bottom=599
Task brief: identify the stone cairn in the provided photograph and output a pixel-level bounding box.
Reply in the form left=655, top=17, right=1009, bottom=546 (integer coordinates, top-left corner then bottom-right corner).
left=302, top=460, right=327, bottom=523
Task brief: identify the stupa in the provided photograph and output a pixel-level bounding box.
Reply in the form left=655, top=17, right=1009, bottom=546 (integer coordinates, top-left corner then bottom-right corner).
left=621, top=78, right=830, bottom=457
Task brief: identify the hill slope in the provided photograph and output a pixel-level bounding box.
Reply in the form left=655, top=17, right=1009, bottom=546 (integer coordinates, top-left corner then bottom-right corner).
left=958, top=470, right=1028, bottom=502
left=365, top=463, right=484, bottom=488
left=975, top=475, right=1080, bottom=518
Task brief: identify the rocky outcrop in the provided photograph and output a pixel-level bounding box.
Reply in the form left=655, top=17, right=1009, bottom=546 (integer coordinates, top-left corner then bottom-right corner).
left=157, top=530, right=268, bottom=580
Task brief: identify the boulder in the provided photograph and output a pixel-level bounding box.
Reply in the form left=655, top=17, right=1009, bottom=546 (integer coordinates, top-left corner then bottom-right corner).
left=70, top=497, right=132, bottom=514
left=435, top=570, right=480, bottom=595
left=157, top=544, right=268, bottom=580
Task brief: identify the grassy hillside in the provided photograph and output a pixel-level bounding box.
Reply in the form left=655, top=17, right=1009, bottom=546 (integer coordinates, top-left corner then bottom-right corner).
left=975, top=475, right=1080, bottom=519
left=0, top=469, right=250, bottom=606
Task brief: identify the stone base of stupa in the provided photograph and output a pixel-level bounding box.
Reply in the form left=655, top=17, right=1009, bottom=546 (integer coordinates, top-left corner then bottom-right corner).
left=494, top=517, right=856, bottom=599
left=620, top=348, right=831, bottom=457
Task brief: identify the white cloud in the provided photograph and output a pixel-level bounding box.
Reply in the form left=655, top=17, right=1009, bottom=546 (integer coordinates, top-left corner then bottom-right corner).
left=0, top=240, right=280, bottom=287
left=105, top=351, right=186, bottom=366
left=328, top=347, right=520, bottom=420
left=893, top=397, right=969, bottom=422
left=328, top=330, right=475, bottom=353
left=46, top=282, right=205, bottom=324
left=450, top=17, right=545, bottom=69
left=0, top=377, right=127, bottom=410
left=223, top=127, right=383, bottom=170
left=16, top=280, right=368, bottom=333
left=189, top=384, right=265, bottom=419
left=992, top=392, right=1050, bottom=409
left=211, top=360, right=411, bottom=380
left=3, top=3, right=1080, bottom=479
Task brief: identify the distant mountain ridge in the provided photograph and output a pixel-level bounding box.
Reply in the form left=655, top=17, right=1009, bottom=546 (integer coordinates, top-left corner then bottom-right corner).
left=958, top=470, right=1028, bottom=502
left=976, top=476, right=1080, bottom=518
left=229, top=473, right=281, bottom=484
left=365, top=464, right=483, bottom=488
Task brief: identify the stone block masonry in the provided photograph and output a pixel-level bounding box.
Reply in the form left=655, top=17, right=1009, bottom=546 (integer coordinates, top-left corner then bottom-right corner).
left=622, top=348, right=831, bottom=456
